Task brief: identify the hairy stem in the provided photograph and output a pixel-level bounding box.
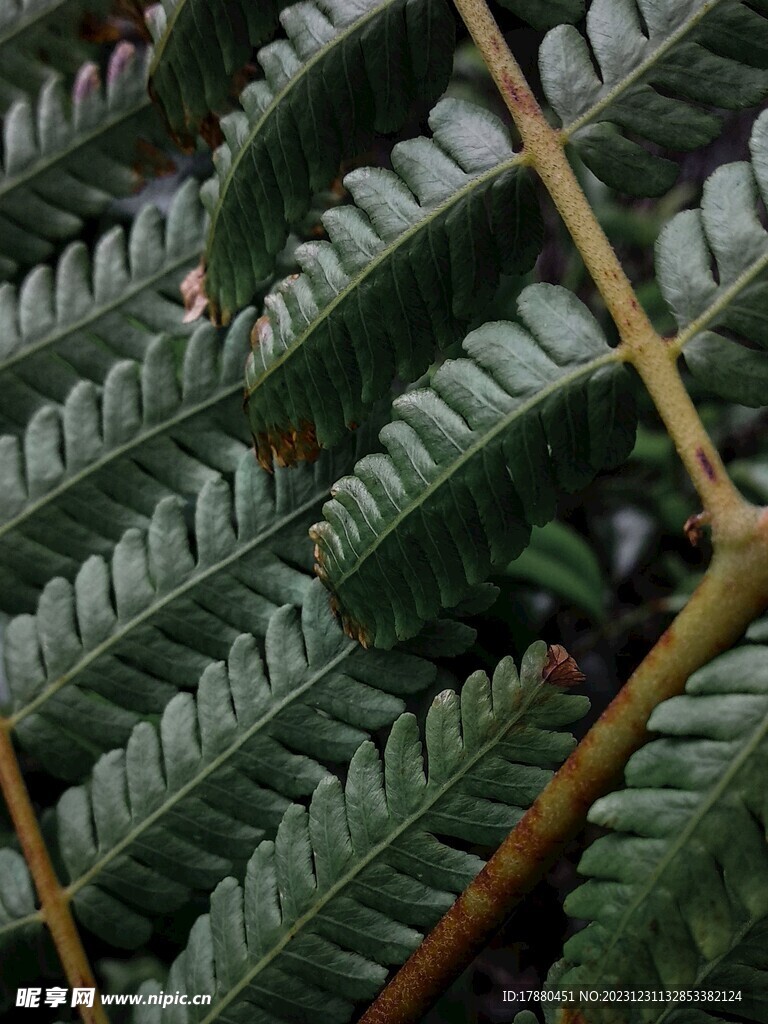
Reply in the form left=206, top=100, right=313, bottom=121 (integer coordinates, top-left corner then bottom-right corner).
left=362, top=520, right=768, bottom=1024
left=0, top=724, right=108, bottom=1024
left=450, top=0, right=748, bottom=535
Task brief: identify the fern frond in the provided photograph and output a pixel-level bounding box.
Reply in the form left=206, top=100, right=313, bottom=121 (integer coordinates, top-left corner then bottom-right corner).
left=130, top=646, right=587, bottom=1024
left=658, top=108, right=768, bottom=407
left=0, top=0, right=108, bottom=111
left=555, top=644, right=768, bottom=1021
left=147, top=0, right=287, bottom=145
left=243, top=98, right=541, bottom=466
left=311, top=284, right=636, bottom=648
left=51, top=581, right=438, bottom=948
left=0, top=312, right=257, bottom=615
left=201, top=0, right=455, bottom=318
left=0, top=179, right=205, bottom=430
left=3, top=438, right=379, bottom=780
left=540, top=0, right=768, bottom=196
left=0, top=42, right=163, bottom=279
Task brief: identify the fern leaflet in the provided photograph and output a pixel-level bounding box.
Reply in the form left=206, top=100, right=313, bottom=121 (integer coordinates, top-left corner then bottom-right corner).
left=4, top=441, right=372, bottom=779
left=555, top=644, right=768, bottom=1022
left=0, top=43, right=162, bottom=279
left=243, top=98, right=541, bottom=466
left=201, top=0, right=455, bottom=318
left=147, top=0, right=287, bottom=146
left=130, top=646, right=587, bottom=1024
left=0, top=849, right=39, bottom=946
left=52, top=582, right=441, bottom=948
left=658, top=108, right=768, bottom=407
left=0, top=179, right=204, bottom=431
left=312, top=284, right=636, bottom=648
left=0, top=313, right=255, bottom=614
left=539, top=0, right=768, bottom=196
left=0, top=0, right=108, bottom=111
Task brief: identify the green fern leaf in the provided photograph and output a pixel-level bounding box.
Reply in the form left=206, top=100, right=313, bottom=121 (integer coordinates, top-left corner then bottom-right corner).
left=0, top=312, right=257, bottom=615
left=0, top=179, right=204, bottom=430
left=3, top=437, right=382, bottom=780
left=147, top=0, right=287, bottom=145
left=51, top=581, right=438, bottom=948
left=0, top=0, right=109, bottom=111
left=539, top=0, right=768, bottom=196
left=496, top=0, right=583, bottom=31
left=554, top=644, right=768, bottom=1021
left=0, top=42, right=163, bottom=279
left=0, top=849, right=39, bottom=947
left=202, top=0, right=455, bottom=318
left=130, top=645, right=587, bottom=1024
left=243, top=98, right=541, bottom=465
left=311, top=283, right=636, bottom=648
left=657, top=108, right=768, bottom=407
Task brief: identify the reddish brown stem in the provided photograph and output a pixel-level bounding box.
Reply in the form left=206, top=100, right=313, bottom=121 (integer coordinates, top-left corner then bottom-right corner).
left=0, top=724, right=108, bottom=1024
left=361, top=530, right=768, bottom=1024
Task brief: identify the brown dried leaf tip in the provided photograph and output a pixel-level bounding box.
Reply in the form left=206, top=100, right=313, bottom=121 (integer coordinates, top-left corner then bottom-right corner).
left=252, top=422, right=322, bottom=472
left=309, top=532, right=373, bottom=648
left=542, top=645, right=585, bottom=688
left=181, top=263, right=209, bottom=323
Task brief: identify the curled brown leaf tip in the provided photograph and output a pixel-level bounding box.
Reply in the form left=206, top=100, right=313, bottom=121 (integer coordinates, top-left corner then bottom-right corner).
left=311, top=552, right=372, bottom=647
left=181, top=263, right=208, bottom=323
left=199, top=112, right=224, bottom=151
left=684, top=510, right=711, bottom=548
left=542, top=644, right=585, bottom=688
left=253, top=422, right=321, bottom=471
left=249, top=315, right=271, bottom=350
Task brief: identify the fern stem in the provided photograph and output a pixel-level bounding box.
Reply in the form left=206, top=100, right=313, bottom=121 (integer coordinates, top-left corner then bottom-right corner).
left=449, top=0, right=748, bottom=536
left=0, top=723, right=108, bottom=1024
left=361, top=536, right=768, bottom=1024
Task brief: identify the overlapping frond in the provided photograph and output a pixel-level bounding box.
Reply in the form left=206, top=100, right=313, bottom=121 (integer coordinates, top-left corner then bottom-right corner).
left=243, top=98, right=541, bottom=467
left=0, top=179, right=205, bottom=430
left=312, top=284, right=636, bottom=648
left=130, top=646, right=587, bottom=1024
left=201, top=0, right=455, bottom=318
left=55, top=582, right=438, bottom=948
left=0, top=42, right=163, bottom=279
left=657, top=108, right=768, bottom=407
left=4, top=440, right=370, bottom=780
left=0, top=0, right=108, bottom=110
left=554, top=644, right=768, bottom=1022
left=540, top=0, right=768, bottom=196
left=0, top=312, right=256, bottom=615
left=147, top=0, right=287, bottom=145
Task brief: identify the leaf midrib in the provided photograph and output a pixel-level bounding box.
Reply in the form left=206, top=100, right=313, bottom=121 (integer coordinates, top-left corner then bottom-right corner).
left=199, top=676, right=551, bottom=1024
left=244, top=155, right=522, bottom=399
left=328, top=350, right=620, bottom=591
left=206, top=0, right=403, bottom=258
left=564, top=0, right=728, bottom=138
